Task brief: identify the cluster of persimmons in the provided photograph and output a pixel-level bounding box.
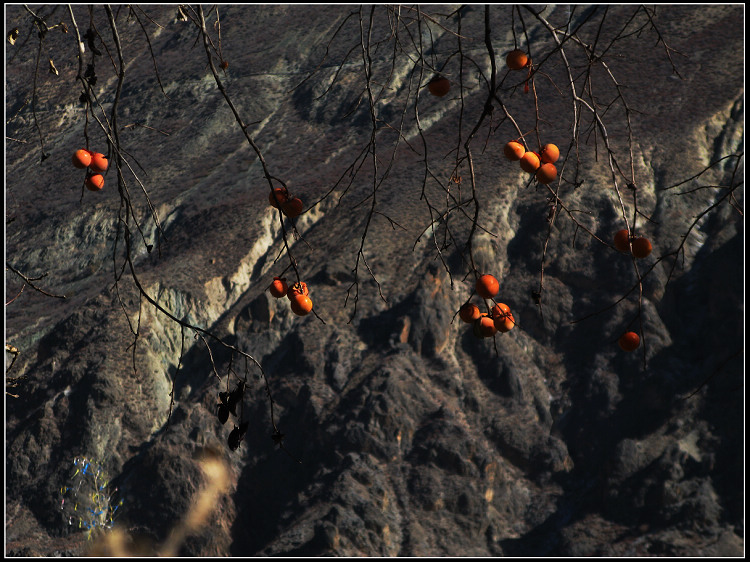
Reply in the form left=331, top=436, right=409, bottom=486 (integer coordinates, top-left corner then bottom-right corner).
left=458, top=274, right=516, bottom=339
left=268, top=277, right=313, bottom=316
left=72, top=148, right=108, bottom=191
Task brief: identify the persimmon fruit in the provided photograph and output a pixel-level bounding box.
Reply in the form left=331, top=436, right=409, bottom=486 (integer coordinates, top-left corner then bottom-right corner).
left=269, top=277, right=288, bottom=298
left=495, top=312, right=515, bottom=333
left=520, top=151, right=540, bottom=173
left=459, top=303, right=481, bottom=323
left=290, top=293, right=313, bottom=316
left=506, top=49, right=529, bottom=70
left=476, top=274, right=499, bottom=299
left=428, top=76, right=451, bottom=97
left=287, top=281, right=309, bottom=300
left=89, top=153, right=108, bottom=173
left=85, top=174, right=104, bottom=191
left=613, top=229, right=631, bottom=253
left=473, top=314, right=497, bottom=338
left=491, top=302, right=511, bottom=318
left=281, top=197, right=304, bottom=218
left=540, top=144, right=560, bottom=164
left=269, top=188, right=289, bottom=209
left=632, top=237, right=652, bottom=259
left=504, top=141, right=525, bottom=161
left=72, top=149, right=92, bottom=169
left=535, top=163, right=557, bottom=184
left=618, top=331, right=640, bottom=352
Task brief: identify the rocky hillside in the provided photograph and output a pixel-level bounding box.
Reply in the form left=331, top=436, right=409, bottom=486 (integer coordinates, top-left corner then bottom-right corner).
left=5, top=5, right=744, bottom=556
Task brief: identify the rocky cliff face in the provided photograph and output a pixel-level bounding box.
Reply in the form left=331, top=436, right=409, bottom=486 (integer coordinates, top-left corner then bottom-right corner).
left=5, top=5, right=744, bottom=556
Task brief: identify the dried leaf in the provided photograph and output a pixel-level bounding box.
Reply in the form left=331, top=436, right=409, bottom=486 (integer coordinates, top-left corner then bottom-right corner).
left=49, top=59, right=59, bottom=76
left=8, top=27, right=19, bottom=45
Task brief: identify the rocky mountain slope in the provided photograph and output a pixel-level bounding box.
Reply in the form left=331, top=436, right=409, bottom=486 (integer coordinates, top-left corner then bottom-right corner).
left=5, top=5, right=744, bottom=556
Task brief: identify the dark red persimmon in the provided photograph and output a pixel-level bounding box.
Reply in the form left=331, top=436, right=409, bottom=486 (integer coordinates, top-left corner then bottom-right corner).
left=632, top=237, right=652, bottom=259
left=618, top=331, right=640, bottom=352
left=506, top=49, right=529, bottom=70
left=269, top=188, right=289, bottom=209
left=281, top=197, right=304, bottom=218
left=614, top=229, right=631, bottom=253
left=428, top=76, right=450, bottom=97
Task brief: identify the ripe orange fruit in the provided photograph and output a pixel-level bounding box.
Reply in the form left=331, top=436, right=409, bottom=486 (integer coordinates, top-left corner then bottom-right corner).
left=287, top=281, right=309, bottom=300
left=269, top=188, right=289, bottom=208
left=281, top=197, right=304, bottom=218
left=504, top=141, right=526, bottom=161
left=540, top=144, right=560, bottom=164
left=269, top=277, right=288, bottom=298
left=618, top=331, right=640, bottom=352
left=520, top=151, right=540, bottom=173
left=85, top=174, right=104, bottom=191
left=613, top=229, right=631, bottom=253
left=473, top=314, right=497, bottom=338
left=290, top=293, right=313, bottom=316
left=506, top=49, right=529, bottom=70
left=535, top=163, right=557, bottom=184
left=476, top=274, right=499, bottom=299
left=632, top=237, right=652, bottom=259
left=495, top=312, right=515, bottom=333
left=459, top=303, right=481, bottom=323
left=427, top=76, right=450, bottom=97
left=72, top=149, right=92, bottom=169
left=89, top=152, right=108, bottom=173
left=491, top=302, right=510, bottom=317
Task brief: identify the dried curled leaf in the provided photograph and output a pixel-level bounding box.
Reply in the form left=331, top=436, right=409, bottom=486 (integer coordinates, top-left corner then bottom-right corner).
left=8, top=27, right=19, bottom=45
left=49, top=58, right=58, bottom=75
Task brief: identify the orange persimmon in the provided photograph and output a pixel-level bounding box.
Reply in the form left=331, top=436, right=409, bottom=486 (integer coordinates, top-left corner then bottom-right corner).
left=520, top=151, right=540, bottom=173
left=89, top=152, right=108, bottom=173
left=85, top=174, right=104, bottom=191
left=290, top=293, right=313, bottom=316
left=540, top=144, right=560, bottom=164
left=504, top=141, right=526, bottom=161
left=269, top=277, right=288, bottom=298
left=459, top=303, right=481, bottom=323
left=535, top=163, right=557, bottom=184
left=506, top=49, right=529, bottom=70
left=72, top=149, right=92, bottom=169
left=476, top=274, right=499, bottom=299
